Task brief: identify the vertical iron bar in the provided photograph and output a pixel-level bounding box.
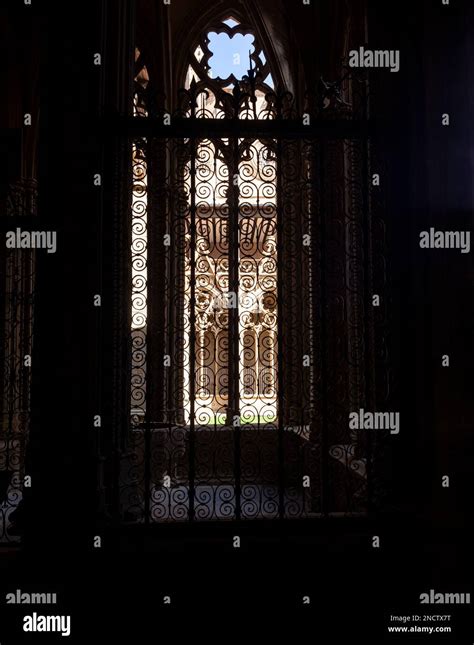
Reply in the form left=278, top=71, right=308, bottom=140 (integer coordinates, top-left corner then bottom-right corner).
left=306, top=140, right=317, bottom=514
left=318, top=139, right=329, bottom=517
left=361, top=20, right=375, bottom=517
left=143, top=137, right=152, bottom=525
left=362, top=135, right=375, bottom=514
left=276, top=134, right=285, bottom=520
left=189, top=132, right=197, bottom=522
left=229, top=133, right=241, bottom=521
left=111, top=136, right=124, bottom=528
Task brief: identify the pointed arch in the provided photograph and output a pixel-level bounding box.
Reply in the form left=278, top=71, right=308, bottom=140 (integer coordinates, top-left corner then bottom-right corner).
left=173, top=3, right=289, bottom=100
left=121, top=0, right=379, bottom=523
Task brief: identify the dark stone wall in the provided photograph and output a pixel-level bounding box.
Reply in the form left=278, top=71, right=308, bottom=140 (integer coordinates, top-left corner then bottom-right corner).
left=367, top=0, right=474, bottom=526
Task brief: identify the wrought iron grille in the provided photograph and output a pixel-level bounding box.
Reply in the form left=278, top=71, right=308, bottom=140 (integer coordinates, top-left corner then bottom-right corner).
left=106, top=60, right=388, bottom=524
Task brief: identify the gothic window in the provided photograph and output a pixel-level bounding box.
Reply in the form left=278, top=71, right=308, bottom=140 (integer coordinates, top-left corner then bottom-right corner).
left=130, top=14, right=281, bottom=428
left=121, top=6, right=375, bottom=523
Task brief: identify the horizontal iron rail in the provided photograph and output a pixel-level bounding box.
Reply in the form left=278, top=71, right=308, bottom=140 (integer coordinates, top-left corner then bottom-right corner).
left=100, top=116, right=373, bottom=140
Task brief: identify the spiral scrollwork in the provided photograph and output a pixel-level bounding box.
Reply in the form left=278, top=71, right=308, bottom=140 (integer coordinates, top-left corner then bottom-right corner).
left=118, top=49, right=384, bottom=523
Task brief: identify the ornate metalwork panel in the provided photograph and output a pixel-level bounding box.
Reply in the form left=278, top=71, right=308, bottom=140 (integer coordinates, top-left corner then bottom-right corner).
left=108, top=16, right=386, bottom=525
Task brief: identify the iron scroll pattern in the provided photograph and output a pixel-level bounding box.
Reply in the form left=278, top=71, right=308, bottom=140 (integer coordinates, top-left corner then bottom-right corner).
left=116, top=69, right=390, bottom=523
